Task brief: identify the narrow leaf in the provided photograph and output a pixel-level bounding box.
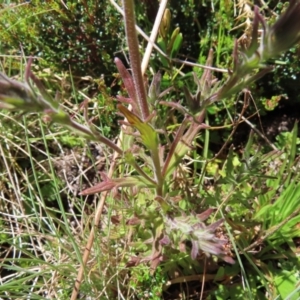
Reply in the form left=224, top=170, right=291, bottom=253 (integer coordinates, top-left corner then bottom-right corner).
left=80, top=175, right=153, bottom=195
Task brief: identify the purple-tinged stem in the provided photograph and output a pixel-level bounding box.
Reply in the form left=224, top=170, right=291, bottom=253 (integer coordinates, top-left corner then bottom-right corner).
left=122, top=0, right=150, bottom=121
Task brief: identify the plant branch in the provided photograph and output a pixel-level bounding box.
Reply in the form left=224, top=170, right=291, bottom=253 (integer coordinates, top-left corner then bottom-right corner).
left=122, top=0, right=149, bottom=120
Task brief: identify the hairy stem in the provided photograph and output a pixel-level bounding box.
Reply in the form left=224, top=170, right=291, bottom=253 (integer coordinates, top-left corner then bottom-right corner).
left=122, top=0, right=150, bottom=120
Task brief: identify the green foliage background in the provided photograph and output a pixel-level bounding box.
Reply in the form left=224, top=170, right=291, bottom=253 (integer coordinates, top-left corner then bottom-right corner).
left=0, top=0, right=124, bottom=78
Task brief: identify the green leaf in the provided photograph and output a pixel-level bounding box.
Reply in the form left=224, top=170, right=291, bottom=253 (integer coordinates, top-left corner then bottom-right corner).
left=274, top=270, right=300, bottom=300
left=157, top=39, right=169, bottom=68
left=118, top=105, right=159, bottom=151
left=171, top=32, right=183, bottom=58
left=167, top=27, right=180, bottom=53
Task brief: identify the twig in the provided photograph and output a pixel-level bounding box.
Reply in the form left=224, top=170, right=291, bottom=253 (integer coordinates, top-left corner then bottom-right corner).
left=141, top=0, right=168, bottom=74
left=237, top=113, right=278, bottom=151
left=210, top=92, right=249, bottom=160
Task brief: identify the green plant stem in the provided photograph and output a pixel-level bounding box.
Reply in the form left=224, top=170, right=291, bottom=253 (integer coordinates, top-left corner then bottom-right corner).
left=151, top=148, right=164, bottom=196
left=201, top=111, right=210, bottom=183
left=92, top=131, right=123, bottom=154
left=122, top=0, right=150, bottom=121
left=162, top=117, right=189, bottom=177
left=48, top=109, right=123, bottom=154
left=131, top=161, right=157, bottom=186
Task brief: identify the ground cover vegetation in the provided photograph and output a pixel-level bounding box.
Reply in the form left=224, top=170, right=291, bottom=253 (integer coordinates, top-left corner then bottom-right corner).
left=0, top=0, right=300, bottom=299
